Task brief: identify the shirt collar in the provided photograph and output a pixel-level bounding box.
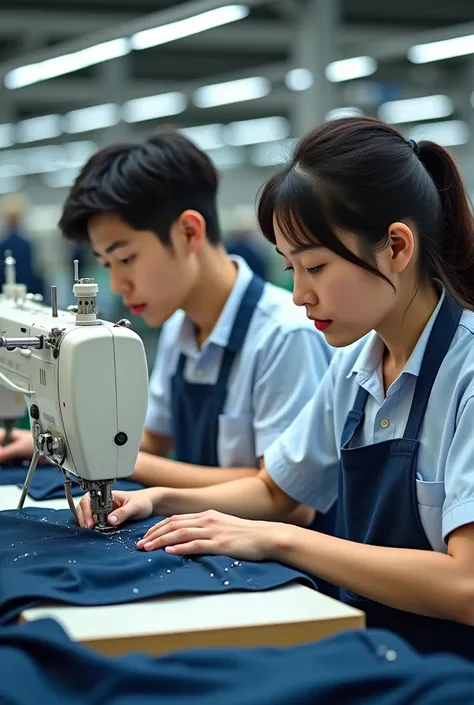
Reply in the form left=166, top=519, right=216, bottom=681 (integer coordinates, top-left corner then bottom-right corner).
left=177, top=255, right=254, bottom=355
left=347, top=284, right=446, bottom=381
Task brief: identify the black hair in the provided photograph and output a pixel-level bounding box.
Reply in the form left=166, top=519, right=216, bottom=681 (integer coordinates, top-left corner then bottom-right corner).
left=59, top=128, right=221, bottom=246
left=258, top=116, right=474, bottom=309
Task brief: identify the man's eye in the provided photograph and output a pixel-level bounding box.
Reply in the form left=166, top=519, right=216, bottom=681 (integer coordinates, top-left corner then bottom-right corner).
left=120, top=255, right=136, bottom=265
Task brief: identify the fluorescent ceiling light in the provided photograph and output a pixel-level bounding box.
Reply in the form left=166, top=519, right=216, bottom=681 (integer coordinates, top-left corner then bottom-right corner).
left=194, top=77, right=270, bottom=108
left=0, top=176, right=23, bottom=194
left=225, top=116, right=290, bottom=146
left=17, top=114, right=61, bottom=143
left=42, top=169, right=79, bottom=189
left=0, top=124, right=14, bottom=149
left=325, top=56, right=377, bottom=83
left=285, top=68, right=313, bottom=91
left=131, top=5, right=249, bottom=50
left=5, top=39, right=130, bottom=89
left=409, top=120, right=469, bottom=147
left=378, top=94, right=453, bottom=124
left=61, top=141, right=98, bottom=167
left=325, top=107, right=364, bottom=120
left=123, top=92, right=187, bottom=122
left=0, top=142, right=95, bottom=175
left=180, top=124, right=225, bottom=151
left=0, top=165, right=20, bottom=178
left=250, top=138, right=296, bottom=167
left=408, top=35, right=474, bottom=64
left=207, top=146, right=244, bottom=170
left=0, top=145, right=64, bottom=174
left=65, top=104, right=120, bottom=133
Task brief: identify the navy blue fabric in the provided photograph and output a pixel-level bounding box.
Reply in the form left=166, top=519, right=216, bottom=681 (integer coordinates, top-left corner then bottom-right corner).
left=2, top=620, right=474, bottom=705
left=0, top=466, right=28, bottom=485
left=0, top=466, right=144, bottom=499
left=0, top=507, right=316, bottom=624
left=171, top=274, right=265, bottom=467
left=337, top=295, right=474, bottom=659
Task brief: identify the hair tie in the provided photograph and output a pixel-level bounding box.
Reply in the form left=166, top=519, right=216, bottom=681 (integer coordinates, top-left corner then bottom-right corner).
left=408, top=138, right=420, bottom=156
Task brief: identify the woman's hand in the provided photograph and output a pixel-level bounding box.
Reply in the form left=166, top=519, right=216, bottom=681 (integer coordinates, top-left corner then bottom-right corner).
left=77, top=488, right=156, bottom=529
left=136, top=509, right=280, bottom=561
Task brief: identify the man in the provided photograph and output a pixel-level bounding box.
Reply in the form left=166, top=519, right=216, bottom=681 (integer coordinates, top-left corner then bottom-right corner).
left=0, top=130, right=333, bottom=525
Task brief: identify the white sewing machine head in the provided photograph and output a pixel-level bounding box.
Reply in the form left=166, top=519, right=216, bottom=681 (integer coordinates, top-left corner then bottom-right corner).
left=0, top=255, right=148, bottom=531
left=0, top=252, right=27, bottom=444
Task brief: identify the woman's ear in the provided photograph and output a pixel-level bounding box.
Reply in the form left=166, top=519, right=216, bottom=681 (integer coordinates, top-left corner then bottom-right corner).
left=387, top=221, right=415, bottom=274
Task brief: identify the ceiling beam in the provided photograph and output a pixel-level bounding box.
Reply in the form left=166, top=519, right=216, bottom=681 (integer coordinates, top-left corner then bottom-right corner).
left=0, top=10, right=134, bottom=37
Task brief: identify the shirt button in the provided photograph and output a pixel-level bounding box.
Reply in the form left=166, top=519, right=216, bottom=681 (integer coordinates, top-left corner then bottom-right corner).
left=380, top=418, right=390, bottom=429
left=196, top=369, right=203, bottom=378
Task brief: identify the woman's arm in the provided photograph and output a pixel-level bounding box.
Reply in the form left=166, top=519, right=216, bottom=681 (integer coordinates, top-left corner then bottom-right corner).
left=270, top=521, right=474, bottom=624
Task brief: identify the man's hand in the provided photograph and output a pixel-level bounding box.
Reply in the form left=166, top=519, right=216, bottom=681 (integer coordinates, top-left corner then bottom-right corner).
left=0, top=429, right=34, bottom=465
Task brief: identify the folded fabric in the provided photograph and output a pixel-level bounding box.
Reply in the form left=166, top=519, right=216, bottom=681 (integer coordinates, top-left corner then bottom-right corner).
left=0, top=507, right=317, bottom=624
left=0, top=466, right=144, bottom=499
left=1, top=619, right=474, bottom=705
left=0, top=467, right=28, bottom=486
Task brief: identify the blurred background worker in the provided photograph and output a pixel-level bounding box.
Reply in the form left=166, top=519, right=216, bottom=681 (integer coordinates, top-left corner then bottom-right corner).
left=0, top=194, right=45, bottom=300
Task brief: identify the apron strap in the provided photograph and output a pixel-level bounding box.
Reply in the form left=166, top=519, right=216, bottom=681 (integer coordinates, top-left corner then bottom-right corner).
left=176, top=351, right=186, bottom=375
left=226, top=275, right=266, bottom=352
left=216, top=275, right=266, bottom=385
left=403, top=296, right=462, bottom=440
left=174, top=275, right=265, bottom=384
left=340, top=384, right=369, bottom=447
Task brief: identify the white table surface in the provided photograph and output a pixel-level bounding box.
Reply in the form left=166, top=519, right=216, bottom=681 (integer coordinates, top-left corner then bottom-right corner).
left=1, top=482, right=364, bottom=651
left=22, top=583, right=362, bottom=642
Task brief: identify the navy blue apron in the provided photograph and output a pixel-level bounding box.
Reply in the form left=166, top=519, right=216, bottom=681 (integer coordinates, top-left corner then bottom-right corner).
left=171, top=275, right=265, bottom=466
left=337, top=295, right=474, bottom=659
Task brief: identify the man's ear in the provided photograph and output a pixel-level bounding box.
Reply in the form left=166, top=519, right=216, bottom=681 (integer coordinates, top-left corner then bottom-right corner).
left=173, top=210, right=206, bottom=254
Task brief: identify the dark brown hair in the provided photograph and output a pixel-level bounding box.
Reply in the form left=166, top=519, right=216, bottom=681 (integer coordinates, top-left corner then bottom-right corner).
left=258, top=116, right=474, bottom=308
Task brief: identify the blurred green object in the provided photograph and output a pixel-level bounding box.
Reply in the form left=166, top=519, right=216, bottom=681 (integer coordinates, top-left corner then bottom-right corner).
left=17, top=410, right=30, bottom=430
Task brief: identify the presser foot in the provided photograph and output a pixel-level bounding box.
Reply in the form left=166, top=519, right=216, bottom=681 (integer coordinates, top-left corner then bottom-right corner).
left=94, top=511, right=116, bottom=533
left=84, top=480, right=116, bottom=533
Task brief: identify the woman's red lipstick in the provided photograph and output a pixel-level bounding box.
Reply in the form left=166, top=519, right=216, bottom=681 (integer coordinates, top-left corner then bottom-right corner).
left=314, top=320, right=332, bottom=331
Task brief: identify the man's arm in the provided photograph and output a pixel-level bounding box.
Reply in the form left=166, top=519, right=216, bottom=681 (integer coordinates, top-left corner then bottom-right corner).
left=133, top=449, right=257, bottom=487
left=140, top=429, right=172, bottom=457
left=132, top=448, right=315, bottom=527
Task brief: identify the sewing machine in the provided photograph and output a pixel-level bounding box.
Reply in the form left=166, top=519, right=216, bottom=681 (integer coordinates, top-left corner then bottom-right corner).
left=0, top=252, right=27, bottom=445
left=0, top=254, right=148, bottom=531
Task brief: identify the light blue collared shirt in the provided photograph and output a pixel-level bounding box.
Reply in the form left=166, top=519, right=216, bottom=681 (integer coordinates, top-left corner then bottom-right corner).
left=265, top=288, right=474, bottom=552
left=145, top=256, right=334, bottom=467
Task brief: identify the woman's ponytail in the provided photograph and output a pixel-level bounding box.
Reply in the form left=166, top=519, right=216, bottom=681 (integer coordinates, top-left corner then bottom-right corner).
left=418, top=141, right=474, bottom=308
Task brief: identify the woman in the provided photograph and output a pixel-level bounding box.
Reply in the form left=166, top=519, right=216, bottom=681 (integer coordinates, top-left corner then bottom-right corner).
left=78, top=117, right=474, bottom=659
